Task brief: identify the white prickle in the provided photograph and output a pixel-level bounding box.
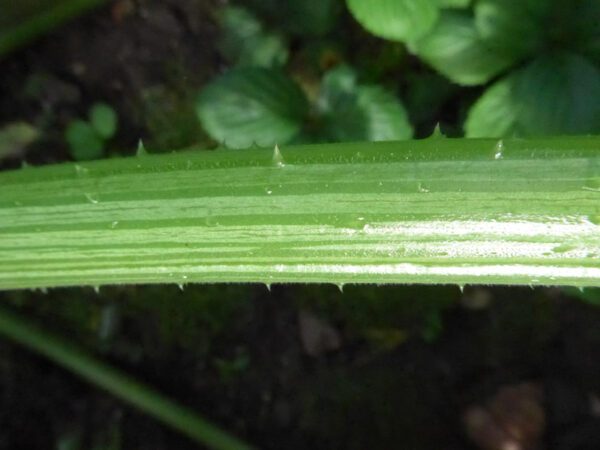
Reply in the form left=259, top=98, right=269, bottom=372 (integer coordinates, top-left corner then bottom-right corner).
left=272, top=144, right=285, bottom=168
left=136, top=139, right=148, bottom=156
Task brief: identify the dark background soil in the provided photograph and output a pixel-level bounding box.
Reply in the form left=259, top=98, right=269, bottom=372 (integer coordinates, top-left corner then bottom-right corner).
left=2, top=284, right=600, bottom=450
left=1, top=1, right=600, bottom=449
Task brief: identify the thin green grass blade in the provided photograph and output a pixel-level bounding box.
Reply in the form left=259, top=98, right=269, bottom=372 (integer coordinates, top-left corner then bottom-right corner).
left=0, top=304, right=255, bottom=450
left=0, top=0, right=109, bottom=58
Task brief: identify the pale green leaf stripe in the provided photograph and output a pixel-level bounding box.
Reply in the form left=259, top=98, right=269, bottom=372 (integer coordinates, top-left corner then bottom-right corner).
left=0, top=137, right=599, bottom=289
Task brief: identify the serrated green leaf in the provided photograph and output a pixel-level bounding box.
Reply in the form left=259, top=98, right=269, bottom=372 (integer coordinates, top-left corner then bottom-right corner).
left=219, top=6, right=288, bottom=68
left=465, top=53, right=600, bottom=138
left=196, top=68, right=309, bottom=149
left=315, top=66, right=413, bottom=142
left=413, top=11, right=518, bottom=85
left=89, top=102, right=117, bottom=139
left=346, top=0, right=439, bottom=42
left=65, top=120, right=104, bottom=161
left=474, top=0, right=547, bottom=60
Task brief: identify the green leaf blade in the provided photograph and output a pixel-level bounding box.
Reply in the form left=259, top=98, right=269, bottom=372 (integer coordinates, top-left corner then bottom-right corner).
left=1, top=136, right=599, bottom=289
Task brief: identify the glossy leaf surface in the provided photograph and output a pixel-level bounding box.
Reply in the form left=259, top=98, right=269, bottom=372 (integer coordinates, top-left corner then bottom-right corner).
left=1, top=136, right=599, bottom=289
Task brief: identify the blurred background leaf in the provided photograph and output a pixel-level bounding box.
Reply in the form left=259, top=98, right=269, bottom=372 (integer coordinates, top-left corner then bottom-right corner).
left=219, top=6, right=289, bottom=68
left=412, top=12, right=517, bottom=85
left=465, top=53, right=600, bottom=137
left=89, top=102, right=117, bottom=140
left=240, top=0, right=343, bottom=37
left=346, top=0, right=439, bottom=43
left=314, top=66, right=413, bottom=142
left=196, top=67, right=309, bottom=148
left=65, top=119, right=104, bottom=160
left=474, top=0, right=547, bottom=60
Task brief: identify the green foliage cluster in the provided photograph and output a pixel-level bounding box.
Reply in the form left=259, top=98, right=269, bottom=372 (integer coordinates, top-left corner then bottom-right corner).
left=65, top=102, right=118, bottom=160
left=349, top=0, right=600, bottom=138
left=197, top=0, right=600, bottom=146
left=197, top=4, right=414, bottom=148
